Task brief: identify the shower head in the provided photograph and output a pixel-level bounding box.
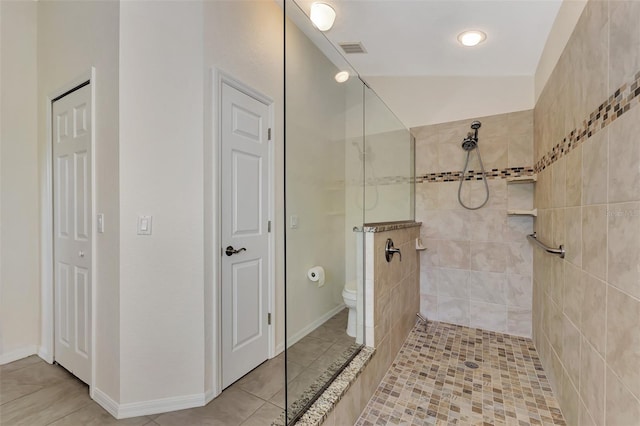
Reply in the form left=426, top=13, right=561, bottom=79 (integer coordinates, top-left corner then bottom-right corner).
left=461, top=121, right=482, bottom=151
left=462, top=135, right=477, bottom=151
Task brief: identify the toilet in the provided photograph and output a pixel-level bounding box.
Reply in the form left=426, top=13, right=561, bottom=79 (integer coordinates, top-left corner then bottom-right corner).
left=342, top=287, right=357, bottom=337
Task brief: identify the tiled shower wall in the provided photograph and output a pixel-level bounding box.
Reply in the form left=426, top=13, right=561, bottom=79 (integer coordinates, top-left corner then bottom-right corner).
left=412, top=111, right=534, bottom=337
left=322, top=225, right=420, bottom=425
left=532, top=1, right=640, bottom=425
left=367, top=225, right=420, bottom=350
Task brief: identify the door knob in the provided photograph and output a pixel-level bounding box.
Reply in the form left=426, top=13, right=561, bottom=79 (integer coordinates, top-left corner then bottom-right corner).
left=79, top=251, right=85, bottom=258
left=225, top=246, right=247, bottom=256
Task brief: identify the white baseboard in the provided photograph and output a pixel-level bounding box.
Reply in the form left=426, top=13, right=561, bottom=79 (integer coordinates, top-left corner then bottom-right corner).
left=93, top=387, right=208, bottom=420
left=92, top=387, right=119, bottom=418
left=38, top=346, right=53, bottom=364
left=0, top=345, right=38, bottom=365
left=204, top=389, right=216, bottom=405
left=286, top=303, right=346, bottom=349
left=117, top=393, right=206, bottom=419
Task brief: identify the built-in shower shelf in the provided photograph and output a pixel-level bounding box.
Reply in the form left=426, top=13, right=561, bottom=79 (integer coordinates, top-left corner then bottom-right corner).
left=508, top=209, right=538, bottom=217
left=415, top=238, right=427, bottom=251
left=506, top=175, right=537, bottom=184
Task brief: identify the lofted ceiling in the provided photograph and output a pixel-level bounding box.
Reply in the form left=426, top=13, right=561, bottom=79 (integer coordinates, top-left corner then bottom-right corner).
left=293, top=0, right=563, bottom=77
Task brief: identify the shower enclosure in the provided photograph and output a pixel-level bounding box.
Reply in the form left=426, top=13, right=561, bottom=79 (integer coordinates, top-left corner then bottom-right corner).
left=283, top=1, right=414, bottom=422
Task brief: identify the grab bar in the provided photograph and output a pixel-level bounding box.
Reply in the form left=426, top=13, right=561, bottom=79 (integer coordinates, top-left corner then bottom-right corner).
left=527, top=232, right=565, bottom=258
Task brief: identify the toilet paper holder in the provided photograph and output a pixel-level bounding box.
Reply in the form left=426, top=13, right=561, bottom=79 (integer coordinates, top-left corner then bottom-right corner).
left=307, top=266, right=326, bottom=287
left=385, top=238, right=402, bottom=262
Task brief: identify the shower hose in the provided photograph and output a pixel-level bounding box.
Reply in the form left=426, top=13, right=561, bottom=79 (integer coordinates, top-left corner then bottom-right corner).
left=457, top=147, right=490, bottom=210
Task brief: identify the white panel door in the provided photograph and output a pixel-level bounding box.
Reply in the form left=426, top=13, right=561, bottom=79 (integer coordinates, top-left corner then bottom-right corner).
left=53, top=83, right=91, bottom=385
left=221, top=82, right=270, bottom=388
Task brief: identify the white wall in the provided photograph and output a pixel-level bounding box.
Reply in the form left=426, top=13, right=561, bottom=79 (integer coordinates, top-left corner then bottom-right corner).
left=119, top=1, right=204, bottom=404
left=0, top=0, right=40, bottom=363
left=37, top=0, right=121, bottom=399
left=364, top=75, right=534, bottom=128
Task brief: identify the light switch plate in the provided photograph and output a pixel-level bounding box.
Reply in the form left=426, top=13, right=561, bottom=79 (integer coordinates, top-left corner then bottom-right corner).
left=137, top=215, right=152, bottom=235
left=290, top=215, right=298, bottom=229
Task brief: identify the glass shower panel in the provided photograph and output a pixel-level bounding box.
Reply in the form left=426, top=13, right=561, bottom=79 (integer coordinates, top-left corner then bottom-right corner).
left=283, top=2, right=414, bottom=423
left=284, top=1, right=365, bottom=423
left=363, top=87, right=415, bottom=223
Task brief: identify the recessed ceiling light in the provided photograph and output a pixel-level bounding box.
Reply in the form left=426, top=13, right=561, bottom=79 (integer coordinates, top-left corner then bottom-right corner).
left=335, top=71, right=350, bottom=83
left=457, top=30, right=487, bottom=47
left=310, top=3, right=336, bottom=32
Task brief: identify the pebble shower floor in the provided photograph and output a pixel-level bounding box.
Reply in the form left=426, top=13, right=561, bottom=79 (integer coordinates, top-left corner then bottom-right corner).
left=356, top=321, right=566, bottom=425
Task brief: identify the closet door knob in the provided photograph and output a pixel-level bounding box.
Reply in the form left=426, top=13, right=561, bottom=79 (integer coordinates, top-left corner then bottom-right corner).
left=225, top=246, right=247, bottom=256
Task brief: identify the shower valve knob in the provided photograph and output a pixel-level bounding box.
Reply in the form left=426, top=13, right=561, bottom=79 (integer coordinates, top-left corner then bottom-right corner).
left=385, top=238, right=402, bottom=262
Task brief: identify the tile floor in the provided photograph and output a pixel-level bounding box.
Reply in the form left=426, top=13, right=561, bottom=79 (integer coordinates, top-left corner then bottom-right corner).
left=357, top=320, right=566, bottom=426
left=0, top=317, right=566, bottom=426
left=0, top=354, right=282, bottom=426
left=0, top=309, right=355, bottom=426
left=285, top=309, right=357, bottom=417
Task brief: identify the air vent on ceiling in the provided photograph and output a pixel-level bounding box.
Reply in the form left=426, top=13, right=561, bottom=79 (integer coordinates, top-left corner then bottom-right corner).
left=339, top=42, right=367, bottom=54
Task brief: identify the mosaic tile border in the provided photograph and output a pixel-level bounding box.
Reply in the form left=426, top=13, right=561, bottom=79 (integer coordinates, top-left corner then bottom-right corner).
left=356, top=167, right=537, bottom=186
left=272, top=344, right=370, bottom=426
left=535, top=70, right=640, bottom=172
left=416, top=166, right=535, bottom=183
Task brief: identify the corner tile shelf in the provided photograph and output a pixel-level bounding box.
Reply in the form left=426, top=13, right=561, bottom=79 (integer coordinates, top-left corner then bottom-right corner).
left=508, top=209, right=538, bottom=217
left=507, top=173, right=536, bottom=216
left=506, top=174, right=537, bottom=184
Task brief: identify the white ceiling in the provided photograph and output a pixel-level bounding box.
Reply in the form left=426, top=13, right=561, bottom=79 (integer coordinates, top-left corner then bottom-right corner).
left=294, top=0, right=563, bottom=77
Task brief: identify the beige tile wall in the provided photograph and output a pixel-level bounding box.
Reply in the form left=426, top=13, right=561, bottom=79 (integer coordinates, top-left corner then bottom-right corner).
left=324, top=225, right=420, bottom=425
left=532, top=1, right=640, bottom=425
left=412, top=111, right=535, bottom=337
left=371, top=226, right=420, bottom=351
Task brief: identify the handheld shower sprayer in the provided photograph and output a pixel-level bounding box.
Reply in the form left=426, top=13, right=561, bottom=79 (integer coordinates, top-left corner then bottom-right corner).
left=458, top=120, right=489, bottom=210
left=461, top=121, right=481, bottom=151
left=462, top=133, right=477, bottom=151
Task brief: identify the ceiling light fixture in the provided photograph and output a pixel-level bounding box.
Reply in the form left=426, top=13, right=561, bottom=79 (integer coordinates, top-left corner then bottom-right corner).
left=310, top=3, right=336, bottom=32
left=457, top=30, right=487, bottom=47
left=335, top=71, right=350, bottom=83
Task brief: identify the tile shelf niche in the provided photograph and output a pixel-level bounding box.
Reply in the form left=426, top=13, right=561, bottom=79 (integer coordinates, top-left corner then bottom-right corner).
left=507, top=173, right=536, bottom=216
left=506, top=174, right=537, bottom=184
